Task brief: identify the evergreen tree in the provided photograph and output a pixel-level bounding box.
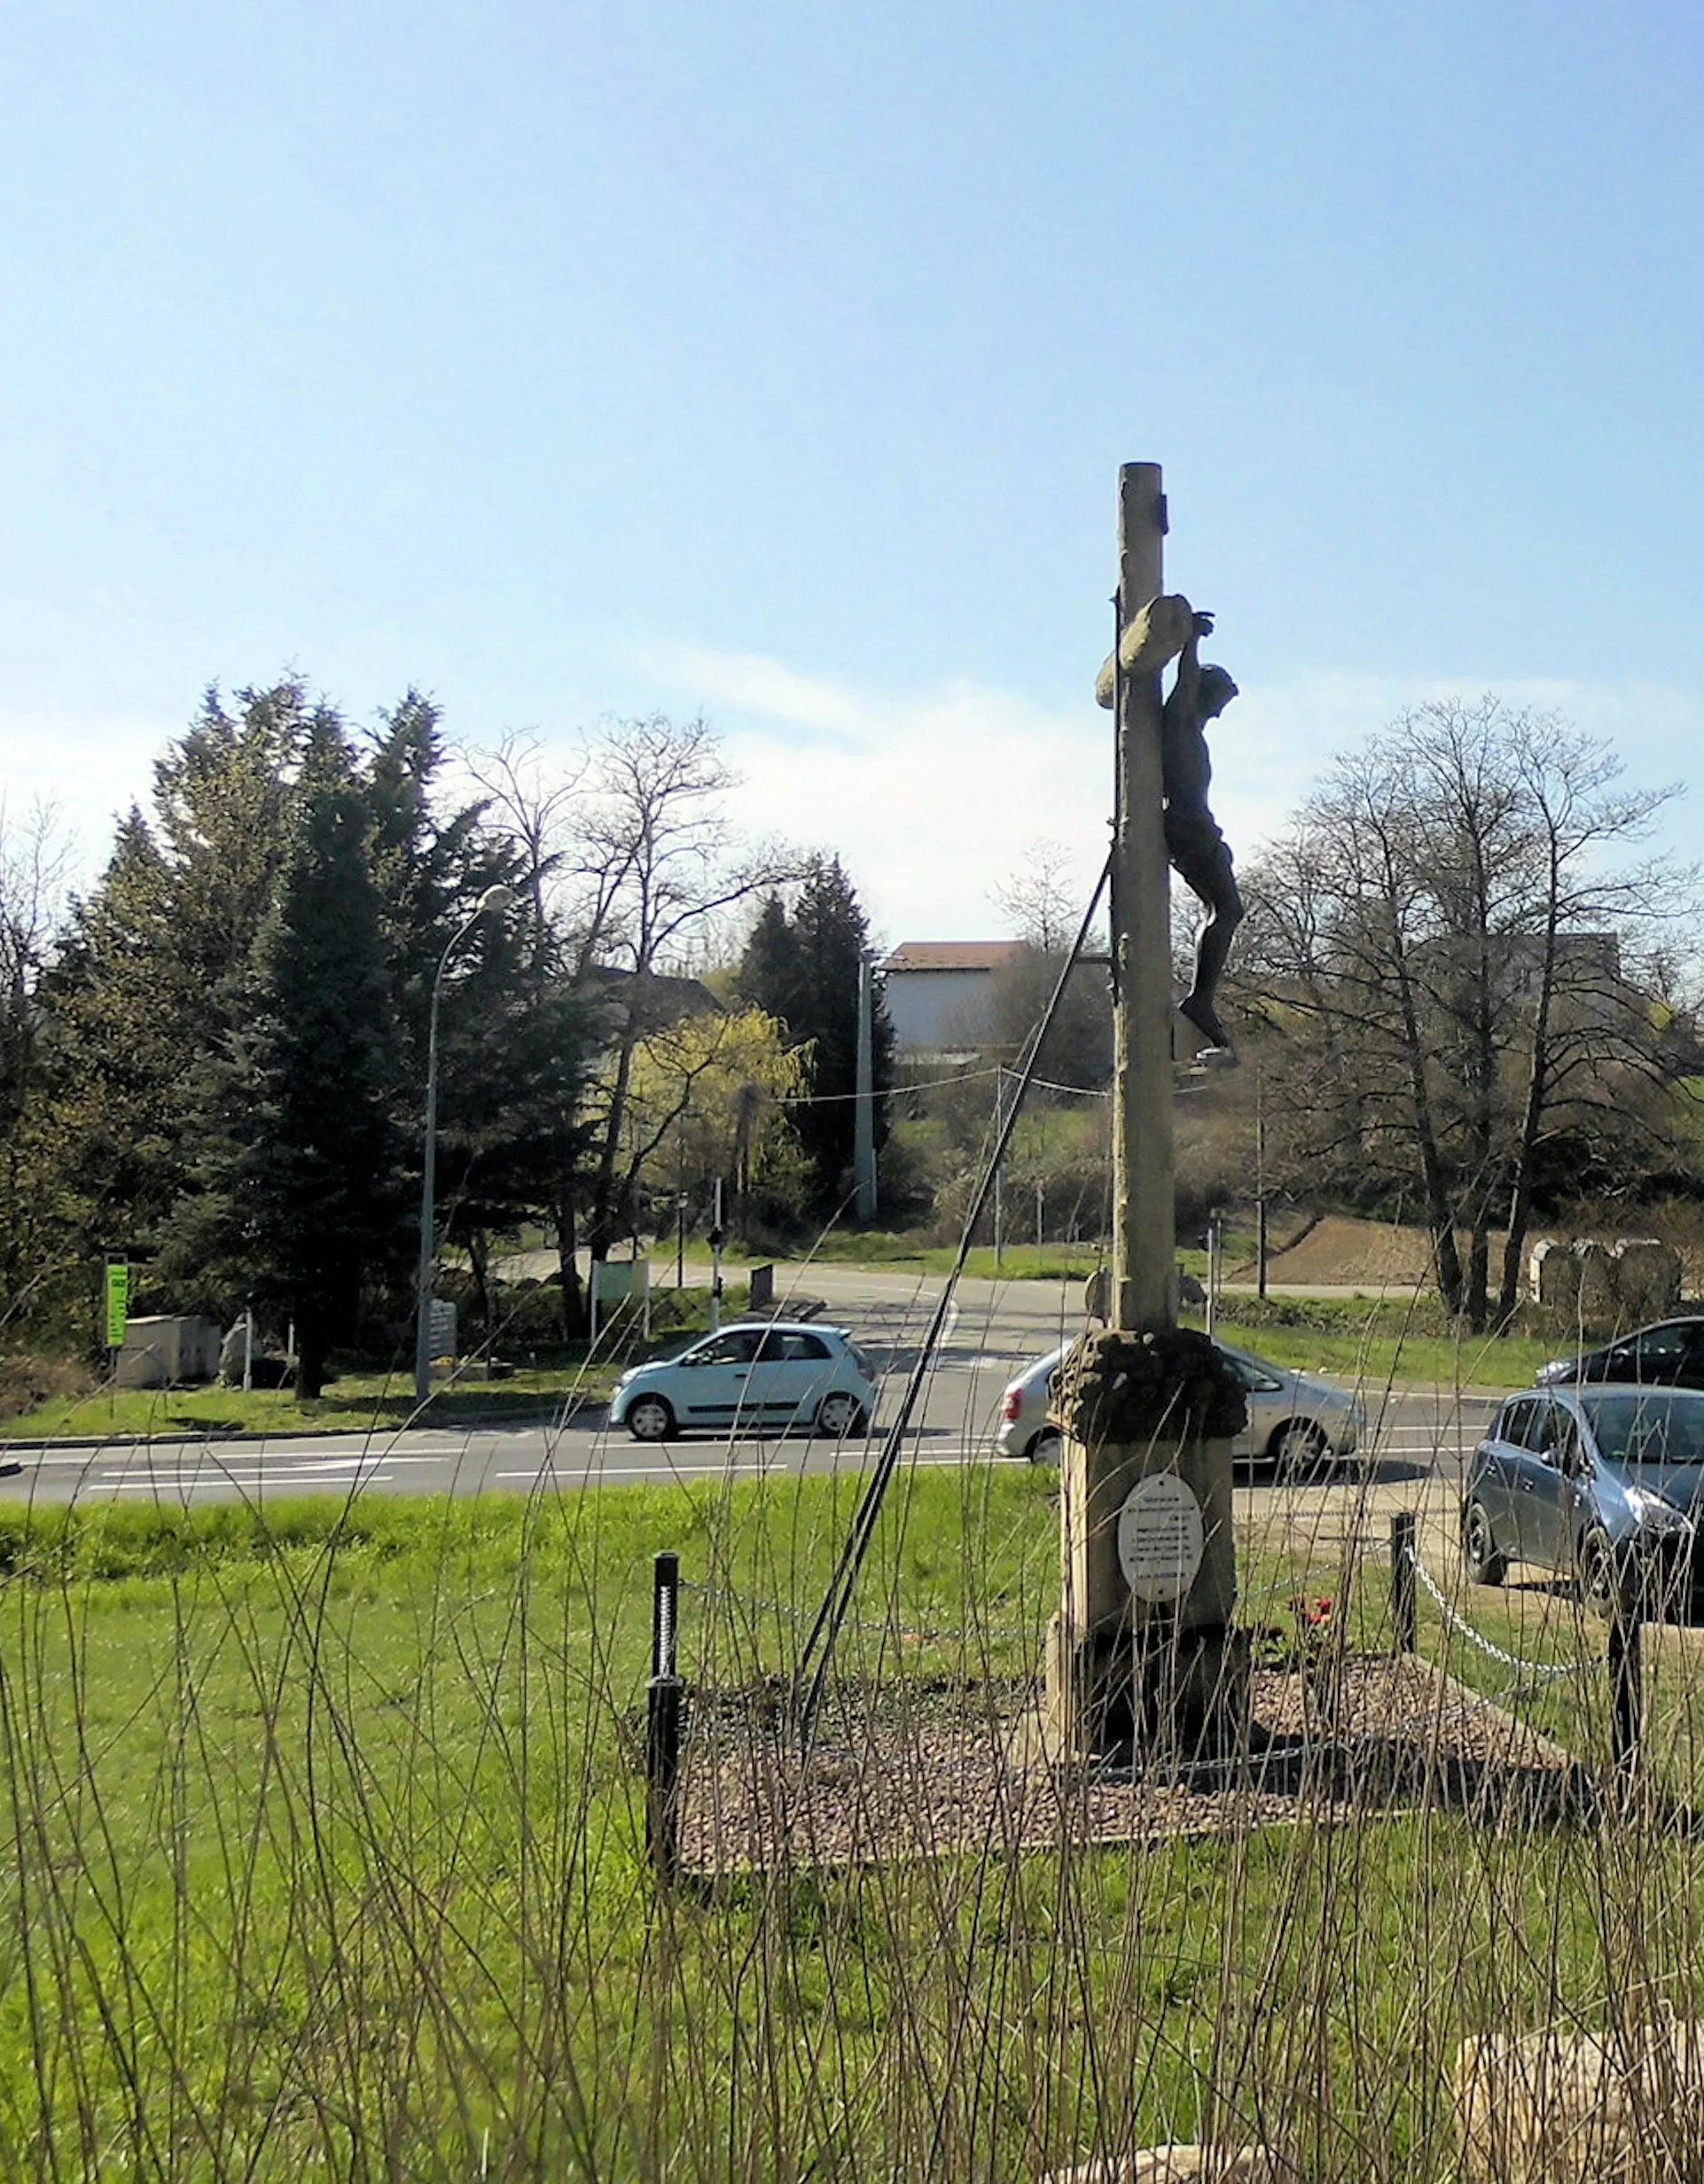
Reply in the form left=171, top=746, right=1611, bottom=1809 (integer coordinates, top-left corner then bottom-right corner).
left=361, top=690, right=595, bottom=1338
left=44, top=682, right=315, bottom=1264
left=431, top=909, right=593, bottom=1339
left=44, top=813, right=187, bottom=1255
left=735, top=857, right=893, bottom=1216
left=46, top=685, right=395, bottom=1312
left=190, top=721, right=406, bottom=1397
left=41, top=675, right=598, bottom=1361
left=734, top=894, right=803, bottom=1026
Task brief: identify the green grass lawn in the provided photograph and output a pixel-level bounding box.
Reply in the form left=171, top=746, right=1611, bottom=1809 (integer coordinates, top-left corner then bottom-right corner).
left=0, top=1359, right=631, bottom=1443
left=0, top=1470, right=1699, bottom=2178
left=1201, top=1307, right=1562, bottom=1389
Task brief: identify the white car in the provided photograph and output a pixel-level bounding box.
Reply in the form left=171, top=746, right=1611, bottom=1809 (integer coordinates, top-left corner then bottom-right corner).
left=608, top=1321, right=877, bottom=1442
left=994, top=1338, right=1365, bottom=1474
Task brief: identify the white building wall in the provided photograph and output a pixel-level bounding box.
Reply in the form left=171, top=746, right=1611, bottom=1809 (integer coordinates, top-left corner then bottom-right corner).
left=883, top=969, right=994, bottom=1053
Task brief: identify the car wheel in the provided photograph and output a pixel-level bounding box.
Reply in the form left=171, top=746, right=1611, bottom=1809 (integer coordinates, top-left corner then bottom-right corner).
left=815, top=1392, right=868, bottom=1439
left=1028, top=1427, right=1061, bottom=1467
left=1460, top=1500, right=1507, bottom=1587
left=625, top=1394, right=676, bottom=1444
left=1577, top=1527, right=1630, bottom=1619
left=1270, top=1420, right=1330, bottom=1479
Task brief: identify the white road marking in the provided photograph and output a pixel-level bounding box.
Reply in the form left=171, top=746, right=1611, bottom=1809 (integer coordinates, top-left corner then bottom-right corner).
left=90, top=1473, right=401, bottom=1494
left=496, top=1444, right=989, bottom=1483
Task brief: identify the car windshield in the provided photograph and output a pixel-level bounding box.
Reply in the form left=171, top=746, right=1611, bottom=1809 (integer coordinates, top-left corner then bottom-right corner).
left=1580, top=1392, right=1704, bottom=1466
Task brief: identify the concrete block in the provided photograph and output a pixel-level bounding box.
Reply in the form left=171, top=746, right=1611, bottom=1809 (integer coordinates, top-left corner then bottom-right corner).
left=1528, top=1237, right=1569, bottom=1308
left=115, top=1315, right=223, bottom=1388
left=1614, top=1238, right=1682, bottom=1323
left=1044, top=2148, right=1285, bottom=2184
left=1573, top=1239, right=1617, bottom=1320
left=1457, top=2018, right=1704, bottom=2184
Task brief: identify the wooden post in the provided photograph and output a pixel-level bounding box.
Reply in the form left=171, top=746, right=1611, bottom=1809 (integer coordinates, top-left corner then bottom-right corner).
left=1111, top=462, right=1176, bottom=1334
left=1390, top=1511, right=1418, bottom=1653
left=854, top=952, right=877, bottom=1221
left=1607, top=1605, right=1642, bottom=1793
left=646, top=1550, right=685, bottom=1882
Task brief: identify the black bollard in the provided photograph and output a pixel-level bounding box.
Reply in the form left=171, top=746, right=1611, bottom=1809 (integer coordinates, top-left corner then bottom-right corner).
left=645, top=1550, right=685, bottom=1883
left=1389, top=1511, right=1418, bottom=1655
left=1607, top=1603, right=1642, bottom=1793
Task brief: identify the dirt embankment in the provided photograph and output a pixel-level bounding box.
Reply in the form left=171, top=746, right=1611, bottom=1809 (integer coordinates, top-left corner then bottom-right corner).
left=1247, top=1209, right=1704, bottom=1293
left=1246, top=1215, right=1499, bottom=1291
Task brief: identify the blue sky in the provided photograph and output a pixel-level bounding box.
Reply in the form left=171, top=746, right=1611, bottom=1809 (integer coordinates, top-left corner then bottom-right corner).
left=4, top=1, right=1701, bottom=943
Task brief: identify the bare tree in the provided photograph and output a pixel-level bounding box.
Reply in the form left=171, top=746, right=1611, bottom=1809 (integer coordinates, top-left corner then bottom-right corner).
left=1237, top=699, right=1695, bottom=1330
left=565, top=715, right=797, bottom=1262
left=457, top=730, right=587, bottom=965
left=991, top=838, right=1084, bottom=955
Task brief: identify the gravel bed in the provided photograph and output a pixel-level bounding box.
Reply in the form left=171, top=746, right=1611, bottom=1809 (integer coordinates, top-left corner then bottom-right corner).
left=676, top=1656, right=1587, bottom=1879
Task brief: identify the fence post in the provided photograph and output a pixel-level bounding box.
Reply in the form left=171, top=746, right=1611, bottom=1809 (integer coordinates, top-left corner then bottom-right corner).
left=1389, top=1511, right=1418, bottom=1654
left=1607, top=1603, right=1642, bottom=1792
left=646, top=1550, right=684, bottom=1883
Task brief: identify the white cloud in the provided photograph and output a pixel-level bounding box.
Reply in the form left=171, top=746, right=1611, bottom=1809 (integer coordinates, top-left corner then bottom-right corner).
left=644, top=647, right=1703, bottom=947
left=9, top=659, right=1694, bottom=950
left=0, top=711, right=178, bottom=888
left=645, top=644, right=1115, bottom=945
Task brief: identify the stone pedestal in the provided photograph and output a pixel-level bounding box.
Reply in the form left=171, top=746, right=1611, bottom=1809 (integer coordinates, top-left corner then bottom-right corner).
left=1042, top=1328, right=1249, bottom=1764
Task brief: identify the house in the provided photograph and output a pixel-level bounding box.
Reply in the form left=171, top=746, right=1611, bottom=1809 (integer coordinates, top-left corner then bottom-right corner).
left=879, top=940, right=1027, bottom=1057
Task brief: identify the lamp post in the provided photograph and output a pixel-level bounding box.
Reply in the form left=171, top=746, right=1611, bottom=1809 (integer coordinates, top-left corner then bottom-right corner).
left=414, top=884, right=515, bottom=1406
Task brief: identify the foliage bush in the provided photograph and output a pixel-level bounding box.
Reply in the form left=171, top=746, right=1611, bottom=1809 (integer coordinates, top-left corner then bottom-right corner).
left=0, top=1348, right=94, bottom=1421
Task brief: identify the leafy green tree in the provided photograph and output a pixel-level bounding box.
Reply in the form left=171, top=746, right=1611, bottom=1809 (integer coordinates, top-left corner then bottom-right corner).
left=188, top=722, right=407, bottom=1396
left=621, top=1005, right=810, bottom=1240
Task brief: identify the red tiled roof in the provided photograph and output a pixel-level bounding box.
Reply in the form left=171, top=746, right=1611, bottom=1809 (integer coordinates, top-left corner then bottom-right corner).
left=882, top=941, right=1027, bottom=972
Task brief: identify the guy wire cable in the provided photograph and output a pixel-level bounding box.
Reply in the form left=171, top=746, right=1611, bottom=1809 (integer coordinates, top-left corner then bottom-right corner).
left=793, top=842, right=1116, bottom=1750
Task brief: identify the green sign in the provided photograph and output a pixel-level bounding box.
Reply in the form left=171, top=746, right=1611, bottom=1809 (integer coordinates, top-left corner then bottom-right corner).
left=104, top=1261, right=129, bottom=1349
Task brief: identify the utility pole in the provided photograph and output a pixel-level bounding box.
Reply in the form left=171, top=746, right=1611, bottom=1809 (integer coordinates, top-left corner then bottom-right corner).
left=854, top=952, right=877, bottom=1221
left=707, top=1175, right=726, bottom=1333
left=1256, top=1064, right=1269, bottom=1300
left=992, top=1067, right=1004, bottom=1264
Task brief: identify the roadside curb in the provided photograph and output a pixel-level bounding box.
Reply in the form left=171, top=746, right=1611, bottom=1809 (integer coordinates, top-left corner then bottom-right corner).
left=0, top=1399, right=608, bottom=1457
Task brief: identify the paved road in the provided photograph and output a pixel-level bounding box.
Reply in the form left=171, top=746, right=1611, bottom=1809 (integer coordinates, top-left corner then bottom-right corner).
left=0, top=1266, right=1502, bottom=1509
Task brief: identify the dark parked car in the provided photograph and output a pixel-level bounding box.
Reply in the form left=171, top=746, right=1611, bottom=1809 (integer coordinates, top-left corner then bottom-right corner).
left=1536, top=1316, right=1704, bottom=1392
left=1461, top=1384, right=1704, bottom=1616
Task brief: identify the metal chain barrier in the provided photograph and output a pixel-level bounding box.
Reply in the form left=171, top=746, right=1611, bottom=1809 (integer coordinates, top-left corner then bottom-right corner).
left=679, top=1573, right=1037, bottom=1650
left=1406, top=1543, right=1601, bottom=1686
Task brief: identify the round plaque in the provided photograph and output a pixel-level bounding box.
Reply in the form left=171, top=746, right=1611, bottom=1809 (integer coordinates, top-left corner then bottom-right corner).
left=1116, top=1473, right=1205, bottom=1604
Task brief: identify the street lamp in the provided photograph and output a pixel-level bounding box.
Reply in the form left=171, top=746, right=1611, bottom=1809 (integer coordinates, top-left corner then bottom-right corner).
left=414, top=884, right=515, bottom=1405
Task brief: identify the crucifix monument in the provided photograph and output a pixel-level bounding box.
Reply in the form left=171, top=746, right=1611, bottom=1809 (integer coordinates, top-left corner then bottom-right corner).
left=1042, top=462, right=1249, bottom=1760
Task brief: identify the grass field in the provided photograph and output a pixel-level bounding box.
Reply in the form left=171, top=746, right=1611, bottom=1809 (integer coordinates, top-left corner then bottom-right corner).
left=0, top=1465, right=1700, bottom=2179
left=0, top=1361, right=617, bottom=1444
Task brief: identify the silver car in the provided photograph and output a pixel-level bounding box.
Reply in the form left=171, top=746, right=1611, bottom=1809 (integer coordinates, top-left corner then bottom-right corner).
left=994, top=1338, right=1364, bottom=1473
left=609, top=1320, right=876, bottom=1442
left=1462, top=1384, right=1704, bottom=1616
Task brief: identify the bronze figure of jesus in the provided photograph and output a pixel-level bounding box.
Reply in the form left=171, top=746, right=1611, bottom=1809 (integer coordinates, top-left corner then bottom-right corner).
left=1098, top=597, right=1242, bottom=1052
